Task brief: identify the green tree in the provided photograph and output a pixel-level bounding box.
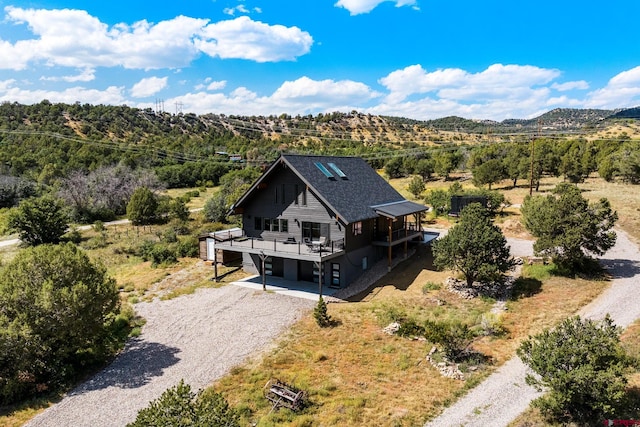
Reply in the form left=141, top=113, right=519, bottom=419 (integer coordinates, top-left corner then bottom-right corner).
left=517, top=315, right=632, bottom=424
left=168, top=197, right=190, bottom=222
left=127, top=187, right=158, bottom=226
left=384, top=156, right=405, bottom=179
left=204, top=193, right=228, bottom=223
left=128, top=380, right=240, bottom=427
left=472, top=158, right=506, bottom=189
left=504, top=143, right=531, bottom=188
left=433, top=150, right=462, bottom=180
left=8, top=195, right=69, bottom=245
left=432, top=203, right=515, bottom=286
left=424, top=189, right=449, bottom=216
left=407, top=175, right=426, bottom=199
left=0, top=243, right=120, bottom=404
left=520, top=183, right=617, bottom=270
left=414, top=157, right=435, bottom=181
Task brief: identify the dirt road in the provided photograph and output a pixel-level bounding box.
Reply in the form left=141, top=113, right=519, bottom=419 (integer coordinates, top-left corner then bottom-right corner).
left=25, top=285, right=313, bottom=427
left=425, top=230, right=640, bottom=426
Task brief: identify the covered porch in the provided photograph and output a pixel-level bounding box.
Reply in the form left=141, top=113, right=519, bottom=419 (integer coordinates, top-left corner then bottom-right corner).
left=370, top=200, right=429, bottom=271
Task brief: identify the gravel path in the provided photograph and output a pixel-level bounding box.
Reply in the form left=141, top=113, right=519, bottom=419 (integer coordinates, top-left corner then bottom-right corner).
left=25, top=285, right=313, bottom=427
left=425, top=229, right=640, bottom=427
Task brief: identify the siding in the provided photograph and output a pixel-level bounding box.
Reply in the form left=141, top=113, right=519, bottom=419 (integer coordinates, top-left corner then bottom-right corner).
left=242, top=167, right=344, bottom=244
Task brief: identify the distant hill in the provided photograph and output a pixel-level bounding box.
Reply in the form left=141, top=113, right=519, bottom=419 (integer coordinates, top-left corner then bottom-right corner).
left=610, top=107, right=640, bottom=119
left=0, top=101, right=637, bottom=184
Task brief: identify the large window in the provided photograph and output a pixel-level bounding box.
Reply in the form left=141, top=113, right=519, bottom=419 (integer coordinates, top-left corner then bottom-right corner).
left=256, top=217, right=288, bottom=232
left=302, top=221, right=321, bottom=240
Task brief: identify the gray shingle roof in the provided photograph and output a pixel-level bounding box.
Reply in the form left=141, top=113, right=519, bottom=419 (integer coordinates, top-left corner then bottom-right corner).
left=233, top=154, right=427, bottom=224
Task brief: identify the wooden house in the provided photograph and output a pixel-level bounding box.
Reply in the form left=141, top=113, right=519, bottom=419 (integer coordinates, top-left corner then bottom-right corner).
left=209, top=154, right=428, bottom=292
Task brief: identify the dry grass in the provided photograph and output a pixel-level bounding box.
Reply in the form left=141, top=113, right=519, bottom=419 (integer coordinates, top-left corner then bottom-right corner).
left=164, top=187, right=218, bottom=210
left=209, top=255, right=609, bottom=426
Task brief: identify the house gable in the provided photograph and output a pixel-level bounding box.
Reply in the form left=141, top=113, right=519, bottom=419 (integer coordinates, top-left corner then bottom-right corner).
left=232, top=154, right=410, bottom=225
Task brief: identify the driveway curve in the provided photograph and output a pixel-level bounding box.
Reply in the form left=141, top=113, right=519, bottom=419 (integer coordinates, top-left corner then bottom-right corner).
left=25, top=285, right=313, bottom=427
left=425, top=229, right=640, bottom=427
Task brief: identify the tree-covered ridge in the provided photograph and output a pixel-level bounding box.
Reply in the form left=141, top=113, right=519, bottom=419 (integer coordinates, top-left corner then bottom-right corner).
left=0, top=101, right=638, bottom=192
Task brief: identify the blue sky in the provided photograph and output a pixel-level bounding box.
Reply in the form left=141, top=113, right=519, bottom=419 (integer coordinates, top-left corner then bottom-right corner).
left=0, top=0, right=639, bottom=121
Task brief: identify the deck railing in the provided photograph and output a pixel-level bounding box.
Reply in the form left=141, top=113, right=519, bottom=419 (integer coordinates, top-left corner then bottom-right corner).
left=373, top=222, right=422, bottom=243
left=216, top=233, right=345, bottom=257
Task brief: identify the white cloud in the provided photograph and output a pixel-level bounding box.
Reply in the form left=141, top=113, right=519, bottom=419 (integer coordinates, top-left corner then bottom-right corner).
left=0, top=80, right=126, bottom=105
left=380, top=64, right=560, bottom=103
left=40, top=68, right=96, bottom=83
left=196, top=16, right=312, bottom=62
left=551, top=81, right=589, bottom=91
left=223, top=5, right=250, bottom=15
left=207, top=80, right=227, bottom=91
left=0, top=7, right=311, bottom=71
left=160, top=77, right=379, bottom=117
left=585, top=66, right=640, bottom=109
left=130, top=76, right=168, bottom=98
left=335, top=0, right=418, bottom=15
left=272, top=76, right=379, bottom=103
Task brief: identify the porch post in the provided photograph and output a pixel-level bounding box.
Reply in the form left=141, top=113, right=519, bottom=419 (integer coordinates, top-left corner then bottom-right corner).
left=315, top=260, right=323, bottom=297
left=404, top=216, right=408, bottom=258
left=259, top=251, right=268, bottom=291
left=387, top=218, right=392, bottom=272
left=212, top=239, right=218, bottom=282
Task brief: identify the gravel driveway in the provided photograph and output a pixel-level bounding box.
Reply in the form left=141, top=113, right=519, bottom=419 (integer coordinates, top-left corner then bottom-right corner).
left=425, top=229, right=640, bottom=427
left=25, top=285, right=313, bottom=427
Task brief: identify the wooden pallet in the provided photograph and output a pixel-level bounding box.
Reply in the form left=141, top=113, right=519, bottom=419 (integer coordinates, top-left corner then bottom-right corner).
left=264, top=378, right=306, bottom=412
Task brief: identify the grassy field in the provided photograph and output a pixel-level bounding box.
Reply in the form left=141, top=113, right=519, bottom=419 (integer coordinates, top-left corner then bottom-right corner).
left=208, top=255, right=608, bottom=426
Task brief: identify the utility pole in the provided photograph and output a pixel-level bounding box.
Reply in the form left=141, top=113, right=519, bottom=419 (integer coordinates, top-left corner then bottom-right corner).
left=529, top=119, right=541, bottom=196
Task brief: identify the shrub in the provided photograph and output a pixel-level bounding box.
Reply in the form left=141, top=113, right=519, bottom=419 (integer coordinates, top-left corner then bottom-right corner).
left=422, top=281, right=441, bottom=293
left=424, top=320, right=474, bottom=361
left=150, top=244, right=178, bottom=267
left=0, top=243, right=120, bottom=404
left=517, top=315, right=633, bottom=423
left=313, top=296, right=332, bottom=327
left=176, top=236, right=199, bottom=258
left=128, top=380, right=240, bottom=427
left=397, top=319, right=425, bottom=337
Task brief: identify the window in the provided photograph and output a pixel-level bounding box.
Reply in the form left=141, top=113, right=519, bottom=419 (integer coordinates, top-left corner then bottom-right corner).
left=294, top=184, right=299, bottom=205
left=302, top=187, right=307, bottom=206
left=255, top=216, right=263, bottom=230
left=352, top=221, right=362, bottom=236
left=331, top=263, right=340, bottom=287
left=261, top=218, right=288, bottom=232
left=302, top=222, right=321, bottom=240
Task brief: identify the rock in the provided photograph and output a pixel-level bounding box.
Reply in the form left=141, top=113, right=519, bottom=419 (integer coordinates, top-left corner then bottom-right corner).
left=383, top=322, right=401, bottom=335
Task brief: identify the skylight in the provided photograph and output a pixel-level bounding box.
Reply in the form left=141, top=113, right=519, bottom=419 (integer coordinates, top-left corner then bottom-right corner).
left=314, top=162, right=335, bottom=179
left=328, top=162, right=347, bottom=179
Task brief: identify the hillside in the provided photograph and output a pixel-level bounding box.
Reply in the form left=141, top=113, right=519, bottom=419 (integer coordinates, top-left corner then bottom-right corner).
left=0, top=101, right=638, bottom=185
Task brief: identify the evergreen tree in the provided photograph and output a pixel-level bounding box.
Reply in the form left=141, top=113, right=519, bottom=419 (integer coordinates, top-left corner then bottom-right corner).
left=432, top=203, right=515, bottom=286
left=518, top=316, right=632, bottom=423
left=127, top=187, right=159, bottom=226
left=521, top=183, right=617, bottom=270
